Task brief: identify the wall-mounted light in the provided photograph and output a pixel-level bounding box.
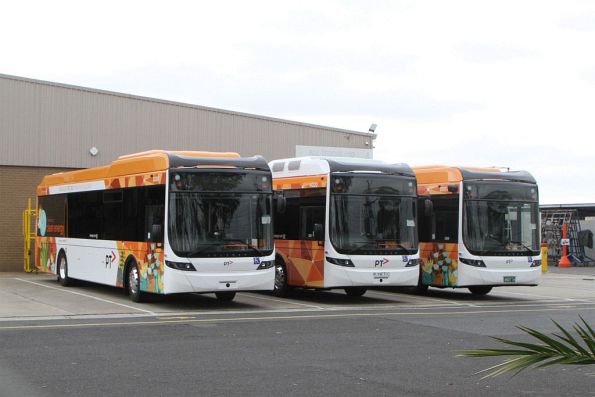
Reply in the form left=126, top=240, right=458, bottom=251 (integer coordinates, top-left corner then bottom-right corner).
left=89, top=146, right=99, bottom=156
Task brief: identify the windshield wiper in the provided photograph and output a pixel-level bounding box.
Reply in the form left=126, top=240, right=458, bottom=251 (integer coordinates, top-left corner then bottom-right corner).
left=222, top=239, right=265, bottom=256
left=347, top=241, right=408, bottom=254
left=185, top=243, right=220, bottom=257
left=504, top=240, right=534, bottom=254
left=375, top=240, right=409, bottom=252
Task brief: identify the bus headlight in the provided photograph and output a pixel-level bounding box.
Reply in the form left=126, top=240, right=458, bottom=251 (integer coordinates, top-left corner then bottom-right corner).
left=405, top=259, right=419, bottom=267
left=530, top=259, right=541, bottom=268
left=459, top=257, right=486, bottom=267
left=165, top=261, right=197, bottom=271
left=326, top=257, right=355, bottom=267
left=256, top=260, right=275, bottom=270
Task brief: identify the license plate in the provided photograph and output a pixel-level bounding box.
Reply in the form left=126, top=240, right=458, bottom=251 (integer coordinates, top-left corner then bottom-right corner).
left=374, top=272, right=389, bottom=279
left=503, top=276, right=516, bottom=283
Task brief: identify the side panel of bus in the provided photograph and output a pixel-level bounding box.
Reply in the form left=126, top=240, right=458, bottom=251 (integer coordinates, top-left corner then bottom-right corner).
left=273, top=177, right=327, bottom=288
left=417, top=183, right=461, bottom=288
left=275, top=239, right=324, bottom=288
left=419, top=242, right=459, bottom=287
left=36, top=237, right=166, bottom=293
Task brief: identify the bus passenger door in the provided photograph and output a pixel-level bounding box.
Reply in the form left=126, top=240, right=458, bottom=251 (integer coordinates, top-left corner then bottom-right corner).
left=286, top=205, right=325, bottom=288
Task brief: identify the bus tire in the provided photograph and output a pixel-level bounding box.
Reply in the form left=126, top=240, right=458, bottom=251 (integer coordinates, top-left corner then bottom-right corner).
left=215, top=291, right=236, bottom=302
left=126, top=260, right=145, bottom=303
left=468, top=286, right=492, bottom=296
left=344, top=287, right=367, bottom=297
left=57, top=252, right=72, bottom=287
left=272, top=256, right=289, bottom=297
left=415, top=272, right=429, bottom=294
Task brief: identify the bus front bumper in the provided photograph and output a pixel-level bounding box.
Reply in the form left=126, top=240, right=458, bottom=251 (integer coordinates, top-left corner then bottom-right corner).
left=457, top=265, right=541, bottom=287
left=163, top=268, right=275, bottom=294
left=324, top=265, right=419, bottom=288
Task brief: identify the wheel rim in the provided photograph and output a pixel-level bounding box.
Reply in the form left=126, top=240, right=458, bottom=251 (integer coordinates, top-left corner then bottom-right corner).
left=59, top=257, right=66, bottom=279
left=274, top=263, right=286, bottom=290
left=129, top=266, right=139, bottom=295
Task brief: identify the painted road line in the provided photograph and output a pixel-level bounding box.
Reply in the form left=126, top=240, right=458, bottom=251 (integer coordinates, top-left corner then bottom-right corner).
left=1, top=306, right=593, bottom=331
left=14, top=278, right=157, bottom=316
left=240, top=293, right=327, bottom=309
left=366, top=289, right=478, bottom=307
left=494, top=290, right=579, bottom=302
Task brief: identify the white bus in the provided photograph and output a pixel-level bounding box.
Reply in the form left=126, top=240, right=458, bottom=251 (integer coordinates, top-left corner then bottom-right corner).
left=414, top=166, right=541, bottom=295
left=270, top=157, right=420, bottom=297
left=35, top=150, right=275, bottom=302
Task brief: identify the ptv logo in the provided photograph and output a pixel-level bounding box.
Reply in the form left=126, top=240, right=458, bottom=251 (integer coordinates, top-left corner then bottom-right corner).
left=374, top=258, right=390, bottom=267
left=105, top=251, right=116, bottom=268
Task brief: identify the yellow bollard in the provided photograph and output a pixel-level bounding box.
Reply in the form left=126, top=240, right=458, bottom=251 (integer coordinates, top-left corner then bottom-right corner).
left=540, top=243, right=548, bottom=273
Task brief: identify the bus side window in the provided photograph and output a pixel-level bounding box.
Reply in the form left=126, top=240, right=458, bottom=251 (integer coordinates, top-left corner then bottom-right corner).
left=300, top=206, right=325, bottom=240
left=432, top=196, right=458, bottom=243
left=274, top=188, right=326, bottom=241
left=417, top=197, right=433, bottom=242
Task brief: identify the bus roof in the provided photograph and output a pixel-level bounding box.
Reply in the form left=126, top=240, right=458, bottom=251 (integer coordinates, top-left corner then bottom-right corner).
left=413, top=165, right=536, bottom=184
left=38, top=150, right=252, bottom=188
left=270, top=156, right=414, bottom=178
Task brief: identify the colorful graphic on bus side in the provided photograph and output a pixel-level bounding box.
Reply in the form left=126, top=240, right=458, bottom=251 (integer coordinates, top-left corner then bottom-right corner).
left=419, top=242, right=458, bottom=287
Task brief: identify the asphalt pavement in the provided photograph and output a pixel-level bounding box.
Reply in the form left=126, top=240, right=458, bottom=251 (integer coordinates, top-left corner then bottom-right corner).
left=0, top=268, right=593, bottom=397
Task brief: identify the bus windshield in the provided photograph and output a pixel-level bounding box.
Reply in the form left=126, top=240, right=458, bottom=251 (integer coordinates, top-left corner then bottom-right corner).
left=463, top=181, right=539, bottom=256
left=329, top=174, right=418, bottom=255
left=168, top=171, right=273, bottom=257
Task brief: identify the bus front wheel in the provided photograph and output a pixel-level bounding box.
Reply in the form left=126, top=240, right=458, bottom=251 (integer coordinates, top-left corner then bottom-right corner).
left=344, top=287, right=367, bottom=297
left=468, top=286, right=493, bottom=296
left=127, top=262, right=145, bottom=303
left=57, top=253, right=72, bottom=287
left=215, top=291, right=236, bottom=302
left=272, top=258, right=289, bottom=297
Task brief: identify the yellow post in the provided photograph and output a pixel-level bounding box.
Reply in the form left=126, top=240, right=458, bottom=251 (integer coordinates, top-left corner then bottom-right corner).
left=22, top=198, right=37, bottom=273
left=540, top=243, right=548, bottom=273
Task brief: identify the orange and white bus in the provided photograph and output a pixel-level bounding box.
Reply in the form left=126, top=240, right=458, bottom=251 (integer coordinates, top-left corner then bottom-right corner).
left=414, top=166, right=541, bottom=295
left=35, top=150, right=275, bottom=302
left=270, top=157, right=419, bottom=297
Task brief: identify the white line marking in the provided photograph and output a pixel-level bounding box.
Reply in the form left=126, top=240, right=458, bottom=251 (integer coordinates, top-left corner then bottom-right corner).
left=366, top=289, right=477, bottom=307
left=494, top=290, right=577, bottom=302
left=14, top=278, right=156, bottom=315
left=240, top=293, right=327, bottom=309
left=1, top=306, right=594, bottom=331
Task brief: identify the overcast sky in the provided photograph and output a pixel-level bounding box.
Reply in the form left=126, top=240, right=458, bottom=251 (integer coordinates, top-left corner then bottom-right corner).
left=2, top=1, right=594, bottom=204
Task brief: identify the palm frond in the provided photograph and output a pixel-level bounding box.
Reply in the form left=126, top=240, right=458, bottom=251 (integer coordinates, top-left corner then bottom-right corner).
left=459, top=317, right=595, bottom=378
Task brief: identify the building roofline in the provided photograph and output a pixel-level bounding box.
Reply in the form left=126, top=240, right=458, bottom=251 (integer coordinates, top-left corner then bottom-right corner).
left=0, top=73, right=376, bottom=139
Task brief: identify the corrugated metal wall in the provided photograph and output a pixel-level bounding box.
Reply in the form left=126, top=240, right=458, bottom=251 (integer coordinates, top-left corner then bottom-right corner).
left=0, top=74, right=373, bottom=168
left=0, top=73, right=375, bottom=271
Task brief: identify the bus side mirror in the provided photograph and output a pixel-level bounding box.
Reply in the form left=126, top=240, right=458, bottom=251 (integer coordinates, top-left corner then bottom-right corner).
left=275, top=192, right=287, bottom=214
left=313, top=223, right=324, bottom=241
left=424, top=199, right=434, bottom=217
left=150, top=224, right=163, bottom=242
